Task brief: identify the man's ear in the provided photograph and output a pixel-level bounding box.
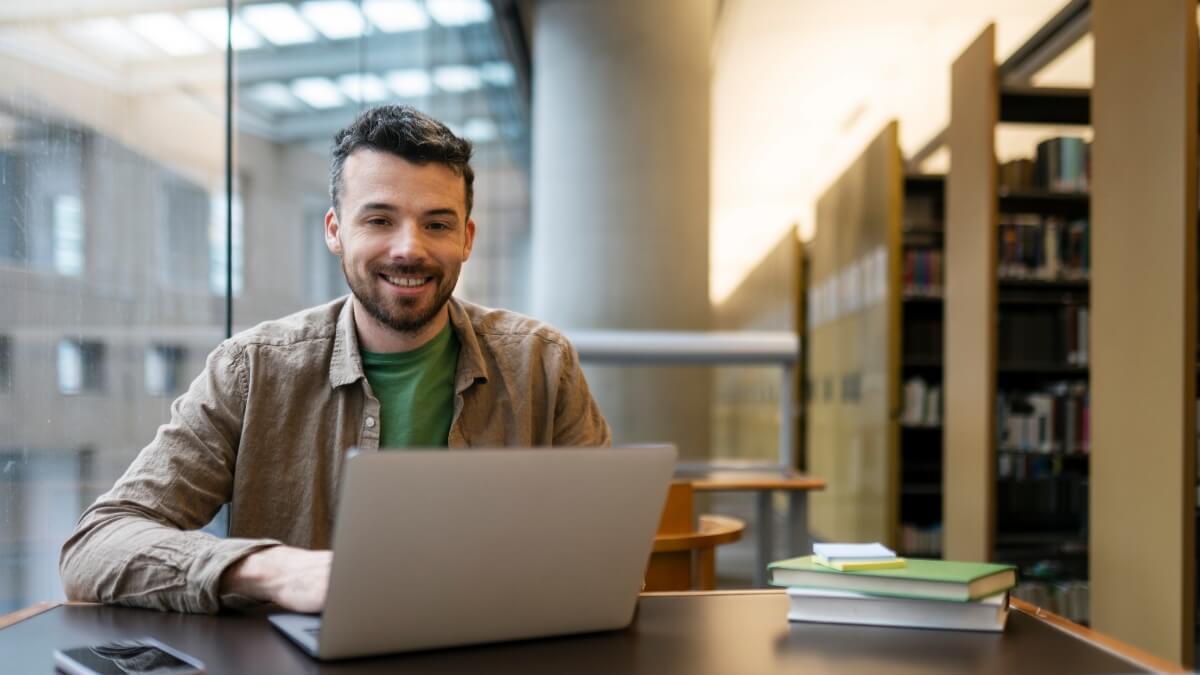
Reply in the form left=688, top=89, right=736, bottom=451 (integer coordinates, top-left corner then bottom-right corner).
left=462, top=218, right=476, bottom=262
left=324, top=207, right=343, bottom=256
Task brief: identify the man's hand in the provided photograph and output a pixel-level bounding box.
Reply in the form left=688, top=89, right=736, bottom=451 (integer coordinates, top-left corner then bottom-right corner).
left=220, top=545, right=332, bottom=613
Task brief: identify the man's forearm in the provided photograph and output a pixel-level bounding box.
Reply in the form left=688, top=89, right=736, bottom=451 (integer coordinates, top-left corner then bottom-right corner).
left=60, top=505, right=281, bottom=613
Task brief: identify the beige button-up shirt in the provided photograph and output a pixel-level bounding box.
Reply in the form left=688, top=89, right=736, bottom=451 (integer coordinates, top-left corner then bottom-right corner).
left=59, top=296, right=611, bottom=613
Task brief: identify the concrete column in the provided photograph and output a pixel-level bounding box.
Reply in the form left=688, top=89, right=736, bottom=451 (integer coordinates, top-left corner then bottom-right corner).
left=530, top=0, right=715, bottom=459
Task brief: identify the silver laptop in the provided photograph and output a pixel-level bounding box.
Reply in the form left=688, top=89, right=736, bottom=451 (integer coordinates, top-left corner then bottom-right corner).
left=269, top=445, right=677, bottom=660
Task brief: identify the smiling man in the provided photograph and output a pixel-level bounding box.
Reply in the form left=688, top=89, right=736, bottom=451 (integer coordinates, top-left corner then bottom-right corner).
left=59, top=105, right=611, bottom=614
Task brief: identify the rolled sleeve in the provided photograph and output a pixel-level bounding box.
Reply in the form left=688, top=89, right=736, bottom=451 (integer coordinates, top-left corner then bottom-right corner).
left=60, top=340, right=278, bottom=614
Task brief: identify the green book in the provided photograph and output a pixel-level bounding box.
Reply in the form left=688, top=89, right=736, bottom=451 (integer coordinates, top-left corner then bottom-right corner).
left=768, top=556, right=1017, bottom=602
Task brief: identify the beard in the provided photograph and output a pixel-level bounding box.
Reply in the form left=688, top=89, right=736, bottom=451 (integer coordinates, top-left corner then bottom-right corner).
left=343, top=259, right=458, bottom=334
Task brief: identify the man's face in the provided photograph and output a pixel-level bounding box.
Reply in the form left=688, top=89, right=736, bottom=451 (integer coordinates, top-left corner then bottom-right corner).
left=325, top=148, right=475, bottom=334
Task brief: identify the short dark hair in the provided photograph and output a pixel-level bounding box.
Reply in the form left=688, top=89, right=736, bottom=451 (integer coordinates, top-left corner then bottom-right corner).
left=329, top=105, right=475, bottom=216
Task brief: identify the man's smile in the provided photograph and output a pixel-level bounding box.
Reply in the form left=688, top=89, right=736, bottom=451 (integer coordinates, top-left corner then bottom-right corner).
left=380, top=273, right=432, bottom=289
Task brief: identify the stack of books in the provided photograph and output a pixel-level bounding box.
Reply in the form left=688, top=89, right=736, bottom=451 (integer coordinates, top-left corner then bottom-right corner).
left=769, top=544, right=1017, bottom=632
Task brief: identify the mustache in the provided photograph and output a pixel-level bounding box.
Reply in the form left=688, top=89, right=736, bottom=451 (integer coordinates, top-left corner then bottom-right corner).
left=372, top=263, right=441, bottom=277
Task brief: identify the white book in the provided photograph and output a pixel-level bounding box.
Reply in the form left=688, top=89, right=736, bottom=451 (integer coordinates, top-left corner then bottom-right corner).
left=812, top=542, right=895, bottom=560
left=902, top=378, right=926, bottom=426
left=786, top=588, right=1009, bottom=632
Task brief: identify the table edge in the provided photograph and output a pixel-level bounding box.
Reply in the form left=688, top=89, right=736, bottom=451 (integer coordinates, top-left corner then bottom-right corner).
left=3, top=595, right=1186, bottom=673
left=1008, top=596, right=1186, bottom=673
left=0, top=601, right=59, bottom=630
left=690, top=479, right=826, bottom=491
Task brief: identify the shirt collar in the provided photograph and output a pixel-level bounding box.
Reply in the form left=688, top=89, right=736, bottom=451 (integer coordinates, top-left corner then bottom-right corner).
left=329, top=296, right=365, bottom=388
left=329, top=295, right=490, bottom=392
left=447, top=297, right=490, bottom=393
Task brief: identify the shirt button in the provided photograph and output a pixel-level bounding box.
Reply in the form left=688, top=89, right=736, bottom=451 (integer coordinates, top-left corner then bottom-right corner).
left=365, top=416, right=376, bottom=429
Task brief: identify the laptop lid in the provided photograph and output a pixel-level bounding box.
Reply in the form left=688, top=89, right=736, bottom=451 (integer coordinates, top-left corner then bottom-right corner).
left=313, top=445, right=677, bottom=660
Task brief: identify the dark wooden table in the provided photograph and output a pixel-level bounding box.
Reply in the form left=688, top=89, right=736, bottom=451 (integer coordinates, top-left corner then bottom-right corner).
left=0, top=591, right=1181, bottom=674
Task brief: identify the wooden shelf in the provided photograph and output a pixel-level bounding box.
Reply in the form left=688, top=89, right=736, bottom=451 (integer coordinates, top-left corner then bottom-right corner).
left=902, top=293, right=943, bottom=304
left=997, top=363, right=1088, bottom=376
left=999, top=86, right=1090, bottom=125
left=998, top=278, right=1090, bottom=290
left=998, top=190, right=1090, bottom=217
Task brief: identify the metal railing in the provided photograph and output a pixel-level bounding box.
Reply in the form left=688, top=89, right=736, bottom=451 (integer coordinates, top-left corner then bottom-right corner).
left=568, top=330, right=800, bottom=471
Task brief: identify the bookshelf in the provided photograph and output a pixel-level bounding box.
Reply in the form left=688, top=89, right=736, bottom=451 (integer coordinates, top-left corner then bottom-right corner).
left=899, top=173, right=944, bottom=558
left=1089, top=1, right=1196, bottom=665
left=806, top=121, right=902, bottom=547
left=946, top=23, right=1095, bottom=625
left=945, top=9, right=1199, bottom=663
left=809, top=6, right=1197, bottom=664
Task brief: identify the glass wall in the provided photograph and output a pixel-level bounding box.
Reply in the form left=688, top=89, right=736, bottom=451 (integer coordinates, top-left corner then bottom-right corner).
left=0, top=0, right=529, bottom=613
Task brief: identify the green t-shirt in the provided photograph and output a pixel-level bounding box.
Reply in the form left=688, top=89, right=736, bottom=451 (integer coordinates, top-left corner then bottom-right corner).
left=360, top=322, right=460, bottom=449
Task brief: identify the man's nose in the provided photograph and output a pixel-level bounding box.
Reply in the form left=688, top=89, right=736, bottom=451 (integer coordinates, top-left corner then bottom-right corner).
left=387, top=223, right=427, bottom=262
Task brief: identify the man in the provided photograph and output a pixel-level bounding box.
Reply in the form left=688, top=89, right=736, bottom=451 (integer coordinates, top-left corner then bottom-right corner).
left=59, top=105, right=611, bottom=614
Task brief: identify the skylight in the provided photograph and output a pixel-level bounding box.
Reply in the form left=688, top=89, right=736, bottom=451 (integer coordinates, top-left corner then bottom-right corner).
left=337, top=73, right=390, bottom=103
left=385, top=69, right=432, bottom=97
left=241, top=3, right=318, bottom=46
left=291, top=77, right=346, bottom=109
left=300, top=1, right=366, bottom=40
left=247, top=82, right=302, bottom=112
left=433, top=65, right=482, bottom=92
left=185, top=8, right=264, bottom=51
left=363, top=0, right=429, bottom=32
left=426, top=0, right=493, bottom=27
left=64, top=18, right=156, bottom=59
left=129, top=13, right=210, bottom=56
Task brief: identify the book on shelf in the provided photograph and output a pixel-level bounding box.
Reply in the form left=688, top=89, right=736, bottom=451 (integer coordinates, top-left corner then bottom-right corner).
left=997, top=214, right=1090, bottom=281
left=768, top=556, right=1017, bottom=602
left=900, top=523, right=942, bottom=556
left=999, top=158, right=1035, bottom=193
left=997, top=306, right=1089, bottom=367
left=1012, top=580, right=1088, bottom=625
left=999, top=136, right=1091, bottom=194
left=1034, top=136, right=1091, bottom=193
left=786, top=587, right=1009, bottom=632
left=903, top=248, right=942, bottom=296
left=996, top=383, right=1090, bottom=459
left=901, top=377, right=941, bottom=427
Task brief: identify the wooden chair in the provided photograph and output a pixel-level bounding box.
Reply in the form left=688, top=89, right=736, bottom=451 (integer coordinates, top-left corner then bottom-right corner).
left=645, top=481, right=745, bottom=591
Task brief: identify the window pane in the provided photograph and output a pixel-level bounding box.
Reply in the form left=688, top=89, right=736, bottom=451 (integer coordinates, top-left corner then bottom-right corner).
left=234, top=1, right=531, bottom=324
left=0, top=3, right=226, bottom=612
left=52, top=195, right=84, bottom=276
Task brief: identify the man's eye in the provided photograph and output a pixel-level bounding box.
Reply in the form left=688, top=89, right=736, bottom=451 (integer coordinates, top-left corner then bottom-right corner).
left=367, top=218, right=388, bottom=226
left=428, top=222, right=449, bottom=231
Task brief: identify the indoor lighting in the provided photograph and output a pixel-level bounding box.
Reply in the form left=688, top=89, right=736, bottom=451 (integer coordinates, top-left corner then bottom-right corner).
left=241, top=3, right=318, bottom=46
left=480, top=61, right=515, bottom=87
left=432, top=65, right=481, bottom=92
left=185, top=8, right=264, bottom=51
left=462, top=118, right=497, bottom=142
left=64, top=18, right=156, bottom=59
left=363, top=0, right=429, bottom=32
left=128, top=13, right=209, bottom=56
left=247, top=82, right=302, bottom=112
left=385, top=69, right=432, bottom=97
left=291, top=77, right=346, bottom=109
left=300, top=1, right=365, bottom=40
left=426, top=0, right=493, bottom=27
left=337, top=73, right=390, bottom=102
